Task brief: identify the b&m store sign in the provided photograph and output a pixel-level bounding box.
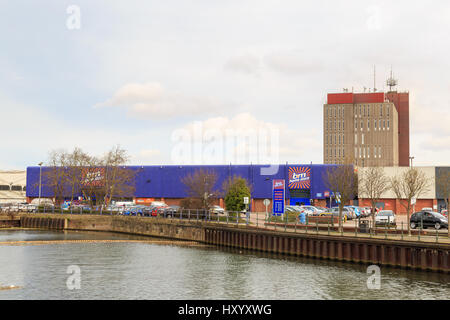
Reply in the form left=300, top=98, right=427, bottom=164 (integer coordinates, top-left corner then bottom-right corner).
left=288, top=166, right=311, bottom=189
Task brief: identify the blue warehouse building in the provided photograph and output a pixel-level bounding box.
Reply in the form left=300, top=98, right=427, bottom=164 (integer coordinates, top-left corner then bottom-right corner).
left=26, top=164, right=336, bottom=211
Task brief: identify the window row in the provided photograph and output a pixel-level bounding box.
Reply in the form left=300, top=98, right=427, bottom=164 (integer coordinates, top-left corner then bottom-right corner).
left=354, top=119, right=390, bottom=131
left=354, top=104, right=390, bottom=117
left=325, top=105, right=345, bottom=118
left=325, top=147, right=345, bottom=158
left=326, top=120, right=345, bottom=131
left=354, top=146, right=383, bottom=159
left=325, top=134, right=345, bottom=145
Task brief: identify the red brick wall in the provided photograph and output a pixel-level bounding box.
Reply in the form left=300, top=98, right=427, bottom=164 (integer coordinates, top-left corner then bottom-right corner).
left=386, top=92, right=410, bottom=167
left=358, top=198, right=435, bottom=215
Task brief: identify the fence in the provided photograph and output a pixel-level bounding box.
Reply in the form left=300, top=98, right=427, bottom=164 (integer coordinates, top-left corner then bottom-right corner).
left=8, top=206, right=450, bottom=243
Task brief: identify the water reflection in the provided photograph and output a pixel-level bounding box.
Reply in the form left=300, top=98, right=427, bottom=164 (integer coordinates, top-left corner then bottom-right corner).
left=0, top=230, right=448, bottom=300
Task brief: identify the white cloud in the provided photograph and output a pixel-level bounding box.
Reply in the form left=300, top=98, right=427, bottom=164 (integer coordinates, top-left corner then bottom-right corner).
left=129, top=149, right=163, bottom=165
left=224, top=54, right=261, bottom=76
left=170, top=112, right=322, bottom=165
left=264, top=51, right=324, bottom=75
left=94, top=82, right=225, bottom=119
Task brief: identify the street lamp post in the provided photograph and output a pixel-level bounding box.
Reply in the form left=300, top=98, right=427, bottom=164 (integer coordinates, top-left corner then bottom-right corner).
left=38, top=162, right=43, bottom=207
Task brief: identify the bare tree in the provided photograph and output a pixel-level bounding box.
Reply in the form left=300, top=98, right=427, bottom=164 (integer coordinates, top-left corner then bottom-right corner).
left=390, top=167, right=431, bottom=235
left=43, top=150, right=68, bottom=205
left=182, top=169, right=218, bottom=210
left=358, top=166, right=390, bottom=230
left=100, top=145, right=135, bottom=206
left=79, top=155, right=104, bottom=207
left=323, top=158, right=358, bottom=233
left=64, top=147, right=90, bottom=203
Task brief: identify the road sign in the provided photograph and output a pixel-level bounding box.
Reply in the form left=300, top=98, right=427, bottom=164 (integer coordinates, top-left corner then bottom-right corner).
left=243, top=197, right=249, bottom=204
left=411, top=198, right=417, bottom=205
left=263, top=199, right=270, bottom=206
left=324, top=191, right=330, bottom=198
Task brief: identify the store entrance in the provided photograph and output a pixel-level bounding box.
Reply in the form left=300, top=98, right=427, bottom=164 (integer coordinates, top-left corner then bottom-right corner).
left=289, top=189, right=311, bottom=206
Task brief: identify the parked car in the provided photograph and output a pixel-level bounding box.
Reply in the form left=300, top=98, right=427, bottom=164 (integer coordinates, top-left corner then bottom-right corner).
left=162, top=205, right=181, bottom=217
left=150, top=201, right=167, bottom=207
left=143, top=204, right=167, bottom=217
left=360, top=207, right=372, bottom=217
left=210, top=205, right=225, bottom=215
left=301, top=206, right=325, bottom=216
left=375, top=210, right=396, bottom=226
left=329, top=207, right=353, bottom=220
left=410, top=211, right=448, bottom=230
left=26, top=204, right=38, bottom=213
left=286, top=205, right=303, bottom=214
left=105, top=205, right=124, bottom=214
left=319, top=207, right=348, bottom=222
left=293, top=206, right=315, bottom=216
left=71, top=204, right=92, bottom=213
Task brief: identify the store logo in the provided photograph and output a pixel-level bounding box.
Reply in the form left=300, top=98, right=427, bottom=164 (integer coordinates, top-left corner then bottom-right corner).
left=288, top=166, right=310, bottom=189
left=81, top=168, right=105, bottom=187
left=274, top=181, right=284, bottom=188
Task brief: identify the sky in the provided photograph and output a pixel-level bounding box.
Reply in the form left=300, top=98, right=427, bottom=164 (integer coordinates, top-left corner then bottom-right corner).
left=1, top=0, right=450, bottom=169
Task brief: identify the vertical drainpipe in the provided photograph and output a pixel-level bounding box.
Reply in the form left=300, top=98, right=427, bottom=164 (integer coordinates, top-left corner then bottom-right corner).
left=285, top=161, right=288, bottom=206
left=250, top=163, right=253, bottom=212
left=310, top=161, right=313, bottom=206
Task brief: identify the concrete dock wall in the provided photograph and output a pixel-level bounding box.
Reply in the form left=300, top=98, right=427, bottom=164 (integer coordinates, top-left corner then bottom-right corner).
left=13, top=214, right=450, bottom=273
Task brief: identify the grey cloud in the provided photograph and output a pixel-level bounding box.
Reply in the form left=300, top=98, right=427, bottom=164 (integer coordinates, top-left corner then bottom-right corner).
left=94, top=82, right=227, bottom=119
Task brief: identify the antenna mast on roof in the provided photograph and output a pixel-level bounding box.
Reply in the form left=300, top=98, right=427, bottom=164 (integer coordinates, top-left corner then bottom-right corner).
left=386, top=66, right=398, bottom=92
left=373, top=65, right=377, bottom=92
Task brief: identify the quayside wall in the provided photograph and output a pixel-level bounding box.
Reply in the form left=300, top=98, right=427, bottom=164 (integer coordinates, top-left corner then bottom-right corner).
left=13, top=214, right=450, bottom=273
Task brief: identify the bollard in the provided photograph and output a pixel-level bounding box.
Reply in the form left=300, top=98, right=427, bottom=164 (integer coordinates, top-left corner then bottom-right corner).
left=436, top=228, right=439, bottom=243
left=355, top=219, right=357, bottom=237
left=385, top=221, right=388, bottom=240
left=306, top=216, right=308, bottom=234
left=294, top=217, right=297, bottom=233
left=316, top=219, right=318, bottom=235
left=328, top=217, right=330, bottom=235
left=418, top=220, right=421, bottom=242
left=401, top=221, right=404, bottom=240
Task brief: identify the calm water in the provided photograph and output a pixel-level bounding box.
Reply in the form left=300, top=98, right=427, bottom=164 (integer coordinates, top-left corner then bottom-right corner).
left=0, top=230, right=449, bottom=300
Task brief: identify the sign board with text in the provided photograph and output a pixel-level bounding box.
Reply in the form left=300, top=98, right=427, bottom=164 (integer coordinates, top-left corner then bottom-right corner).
left=272, top=179, right=285, bottom=216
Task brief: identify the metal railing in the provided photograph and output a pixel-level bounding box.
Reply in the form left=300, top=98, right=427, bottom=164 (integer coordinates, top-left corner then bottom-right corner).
left=7, top=207, right=450, bottom=243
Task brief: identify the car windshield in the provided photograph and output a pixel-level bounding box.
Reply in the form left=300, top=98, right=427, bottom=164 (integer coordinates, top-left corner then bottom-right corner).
left=431, top=212, right=447, bottom=219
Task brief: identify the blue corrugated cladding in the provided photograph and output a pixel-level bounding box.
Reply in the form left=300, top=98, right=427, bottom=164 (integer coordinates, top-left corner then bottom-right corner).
left=26, top=164, right=338, bottom=199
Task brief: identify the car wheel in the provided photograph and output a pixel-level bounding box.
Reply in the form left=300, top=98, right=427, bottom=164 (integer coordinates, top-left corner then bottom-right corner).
left=435, top=223, right=441, bottom=230
left=410, top=222, right=416, bottom=229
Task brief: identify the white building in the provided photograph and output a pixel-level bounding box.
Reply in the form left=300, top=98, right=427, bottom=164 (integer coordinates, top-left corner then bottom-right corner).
left=0, top=170, right=26, bottom=204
